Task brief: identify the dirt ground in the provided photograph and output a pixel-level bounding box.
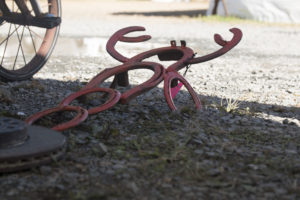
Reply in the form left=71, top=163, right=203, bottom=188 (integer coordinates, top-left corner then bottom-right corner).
left=0, top=1, right=299, bottom=200
left=59, top=0, right=210, bottom=38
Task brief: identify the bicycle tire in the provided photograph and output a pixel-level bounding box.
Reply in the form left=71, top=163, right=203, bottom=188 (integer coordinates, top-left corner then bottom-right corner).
left=0, top=0, right=61, bottom=81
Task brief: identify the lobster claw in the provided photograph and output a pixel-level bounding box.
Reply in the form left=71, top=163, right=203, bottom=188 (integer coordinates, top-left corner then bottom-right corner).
left=187, top=28, right=243, bottom=64
left=214, top=28, right=242, bottom=47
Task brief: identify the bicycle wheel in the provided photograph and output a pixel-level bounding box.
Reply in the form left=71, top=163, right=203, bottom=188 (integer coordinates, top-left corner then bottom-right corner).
left=0, top=0, right=61, bottom=81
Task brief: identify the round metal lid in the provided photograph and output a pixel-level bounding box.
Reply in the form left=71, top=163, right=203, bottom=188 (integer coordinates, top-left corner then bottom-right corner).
left=0, top=117, right=66, bottom=173
left=0, top=117, right=28, bottom=148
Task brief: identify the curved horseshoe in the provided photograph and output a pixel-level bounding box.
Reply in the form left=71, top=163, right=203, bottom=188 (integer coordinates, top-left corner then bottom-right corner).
left=25, top=106, right=88, bottom=132
left=187, top=28, right=243, bottom=65
left=106, top=26, right=151, bottom=63
left=110, top=41, right=195, bottom=87
left=83, top=62, right=165, bottom=104
left=129, top=45, right=195, bottom=72
left=164, top=71, right=201, bottom=111
left=59, top=88, right=121, bottom=115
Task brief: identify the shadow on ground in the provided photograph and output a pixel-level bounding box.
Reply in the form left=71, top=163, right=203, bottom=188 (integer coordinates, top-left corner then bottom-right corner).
left=112, top=9, right=207, bottom=18
left=0, top=77, right=299, bottom=199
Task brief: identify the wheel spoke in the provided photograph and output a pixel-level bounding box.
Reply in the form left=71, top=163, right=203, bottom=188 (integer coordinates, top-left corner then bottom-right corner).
left=27, top=26, right=37, bottom=53
left=26, top=27, right=44, bottom=40
left=13, top=25, right=26, bottom=70
left=0, top=25, right=22, bottom=46
left=0, top=0, right=60, bottom=80
left=1, top=23, right=13, bottom=66
left=19, top=27, right=27, bottom=65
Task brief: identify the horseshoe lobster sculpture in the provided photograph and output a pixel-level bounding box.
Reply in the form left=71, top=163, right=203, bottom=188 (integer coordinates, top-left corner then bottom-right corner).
left=25, top=26, right=243, bottom=131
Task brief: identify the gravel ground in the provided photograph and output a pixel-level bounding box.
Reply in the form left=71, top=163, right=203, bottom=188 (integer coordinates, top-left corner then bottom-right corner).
left=0, top=1, right=300, bottom=199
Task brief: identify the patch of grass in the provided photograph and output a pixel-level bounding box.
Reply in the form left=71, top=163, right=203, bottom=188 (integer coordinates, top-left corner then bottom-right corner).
left=199, top=15, right=300, bottom=27
left=219, top=98, right=240, bottom=113
left=199, top=15, right=256, bottom=24
left=212, top=96, right=253, bottom=116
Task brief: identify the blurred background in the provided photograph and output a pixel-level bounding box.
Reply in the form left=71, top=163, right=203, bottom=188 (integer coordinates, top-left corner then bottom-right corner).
left=55, top=0, right=210, bottom=57
left=54, top=0, right=300, bottom=58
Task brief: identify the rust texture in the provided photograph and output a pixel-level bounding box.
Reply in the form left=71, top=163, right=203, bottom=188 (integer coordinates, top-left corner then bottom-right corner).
left=25, top=26, right=243, bottom=131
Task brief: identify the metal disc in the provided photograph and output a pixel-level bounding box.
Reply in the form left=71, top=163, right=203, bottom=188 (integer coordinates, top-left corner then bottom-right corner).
left=0, top=118, right=66, bottom=173
left=0, top=117, right=28, bottom=149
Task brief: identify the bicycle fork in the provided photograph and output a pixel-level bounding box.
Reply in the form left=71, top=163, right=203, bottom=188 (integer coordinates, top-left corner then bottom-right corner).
left=0, top=0, right=61, bottom=29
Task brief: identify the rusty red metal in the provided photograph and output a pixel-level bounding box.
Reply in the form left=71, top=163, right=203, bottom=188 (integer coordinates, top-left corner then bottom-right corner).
left=185, top=28, right=242, bottom=66
left=163, top=71, right=201, bottom=111
left=59, top=87, right=121, bottom=114
left=25, top=26, right=243, bottom=131
left=91, top=26, right=242, bottom=110
left=25, top=106, right=88, bottom=131
left=84, top=61, right=165, bottom=104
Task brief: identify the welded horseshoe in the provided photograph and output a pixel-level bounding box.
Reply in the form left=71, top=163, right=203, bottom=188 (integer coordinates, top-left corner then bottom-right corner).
left=104, top=26, right=242, bottom=111
left=164, top=71, right=201, bottom=111
left=59, top=88, right=121, bottom=115
left=84, top=62, right=165, bottom=104
left=128, top=43, right=195, bottom=72
left=106, top=27, right=196, bottom=88
left=25, top=106, right=88, bottom=131
left=24, top=26, right=242, bottom=134
left=106, top=26, right=152, bottom=63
